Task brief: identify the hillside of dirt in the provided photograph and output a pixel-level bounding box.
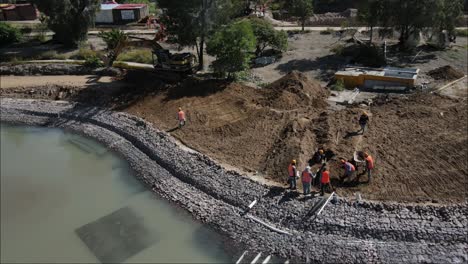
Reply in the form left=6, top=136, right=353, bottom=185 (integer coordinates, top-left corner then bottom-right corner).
left=1, top=72, right=467, bottom=203
left=323, top=93, right=468, bottom=202
left=125, top=71, right=330, bottom=184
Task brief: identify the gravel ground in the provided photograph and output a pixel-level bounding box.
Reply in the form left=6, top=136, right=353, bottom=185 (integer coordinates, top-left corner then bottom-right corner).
left=1, top=98, right=466, bottom=263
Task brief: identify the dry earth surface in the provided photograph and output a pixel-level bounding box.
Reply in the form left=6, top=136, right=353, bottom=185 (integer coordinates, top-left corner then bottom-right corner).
left=1, top=71, right=466, bottom=204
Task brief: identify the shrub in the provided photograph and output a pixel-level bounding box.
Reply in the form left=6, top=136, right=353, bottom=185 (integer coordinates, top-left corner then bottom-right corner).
left=116, top=49, right=153, bottom=64
left=34, top=50, right=68, bottom=60
left=455, top=29, right=468, bottom=37
left=331, top=78, right=345, bottom=91
left=84, top=55, right=104, bottom=68
left=74, top=46, right=99, bottom=60
left=0, top=22, right=22, bottom=46
left=331, top=44, right=385, bottom=67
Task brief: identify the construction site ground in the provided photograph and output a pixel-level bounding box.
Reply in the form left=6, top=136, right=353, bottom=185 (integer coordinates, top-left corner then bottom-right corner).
left=1, top=69, right=467, bottom=204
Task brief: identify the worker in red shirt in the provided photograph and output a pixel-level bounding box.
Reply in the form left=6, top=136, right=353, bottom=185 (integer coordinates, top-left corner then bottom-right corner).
left=301, top=165, right=313, bottom=195
left=177, top=107, right=186, bottom=128
left=287, top=160, right=297, bottom=190
left=320, top=166, right=332, bottom=196
left=363, top=152, right=374, bottom=183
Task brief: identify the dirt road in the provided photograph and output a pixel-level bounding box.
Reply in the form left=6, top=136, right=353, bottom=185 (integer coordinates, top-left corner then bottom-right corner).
left=0, top=75, right=117, bottom=89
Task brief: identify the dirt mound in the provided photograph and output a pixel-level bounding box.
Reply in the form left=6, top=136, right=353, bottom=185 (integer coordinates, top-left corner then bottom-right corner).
left=120, top=74, right=329, bottom=184
left=428, top=65, right=465, bottom=81
left=257, top=71, right=329, bottom=110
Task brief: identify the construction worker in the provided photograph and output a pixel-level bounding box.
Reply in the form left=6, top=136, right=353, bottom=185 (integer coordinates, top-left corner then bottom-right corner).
left=301, top=166, right=313, bottom=195
left=288, top=160, right=297, bottom=190
left=358, top=111, right=369, bottom=134
left=317, top=149, right=326, bottom=164
left=363, top=152, right=374, bottom=183
left=320, top=166, right=332, bottom=196
left=340, top=158, right=356, bottom=181
left=177, top=107, right=186, bottom=128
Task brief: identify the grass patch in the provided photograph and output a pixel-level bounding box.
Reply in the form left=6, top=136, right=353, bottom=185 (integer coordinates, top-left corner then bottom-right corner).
left=33, top=50, right=69, bottom=60
left=455, top=29, right=468, bottom=37
left=330, top=78, right=345, bottom=91
left=116, top=49, right=153, bottom=64
left=72, top=46, right=100, bottom=60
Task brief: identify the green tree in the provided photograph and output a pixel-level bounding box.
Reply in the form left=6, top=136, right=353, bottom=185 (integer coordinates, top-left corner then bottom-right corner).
left=432, top=0, right=463, bottom=36
left=158, top=0, right=243, bottom=71
left=357, top=0, right=384, bottom=44
left=288, top=0, right=313, bottom=31
left=34, top=0, right=100, bottom=47
left=206, top=20, right=256, bottom=78
left=249, top=18, right=288, bottom=56
left=387, top=0, right=462, bottom=48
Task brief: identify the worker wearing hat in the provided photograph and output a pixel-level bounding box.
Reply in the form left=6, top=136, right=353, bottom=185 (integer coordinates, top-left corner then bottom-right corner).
left=177, top=107, right=186, bottom=128
left=340, top=158, right=356, bottom=181
left=287, top=159, right=297, bottom=190
left=358, top=111, right=369, bottom=134
left=363, top=152, right=374, bottom=183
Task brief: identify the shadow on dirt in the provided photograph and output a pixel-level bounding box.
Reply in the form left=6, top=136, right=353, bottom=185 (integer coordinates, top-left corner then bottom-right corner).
left=164, top=78, right=231, bottom=101
left=275, top=55, right=347, bottom=81
left=344, top=130, right=361, bottom=139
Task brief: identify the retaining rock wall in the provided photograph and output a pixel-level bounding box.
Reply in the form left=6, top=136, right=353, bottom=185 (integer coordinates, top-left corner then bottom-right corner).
left=1, top=98, right=466, bottom=263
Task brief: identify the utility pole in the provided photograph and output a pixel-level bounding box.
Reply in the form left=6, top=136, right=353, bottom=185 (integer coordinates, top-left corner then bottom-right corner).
left=383, top=40, right=387, bottom=64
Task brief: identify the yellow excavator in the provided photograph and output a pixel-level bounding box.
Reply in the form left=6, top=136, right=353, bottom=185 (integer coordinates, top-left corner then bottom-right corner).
left=129, top=38, right=198, bottom=74
left=102, top=20, right=198, bottom=79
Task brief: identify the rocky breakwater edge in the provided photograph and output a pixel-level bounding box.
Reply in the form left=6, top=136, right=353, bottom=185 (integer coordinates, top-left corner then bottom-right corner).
left=1, top=98, right=467, bottom=263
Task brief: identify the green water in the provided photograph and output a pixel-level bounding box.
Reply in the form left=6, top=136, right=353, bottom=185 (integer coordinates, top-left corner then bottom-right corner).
left=0, top=123, right=231, bottom=263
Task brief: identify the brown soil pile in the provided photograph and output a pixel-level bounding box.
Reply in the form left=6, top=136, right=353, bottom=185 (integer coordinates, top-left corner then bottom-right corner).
left=125, top=71, right=330, bottom=183
left=324, top=93, right=467, bottom=203
left=255, top=71, right=329, bottom=110
left=428, top=65, right=465, bottom=81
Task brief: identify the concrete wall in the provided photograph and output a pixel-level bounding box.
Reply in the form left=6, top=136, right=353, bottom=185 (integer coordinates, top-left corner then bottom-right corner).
left=336, top=74, right=415, bottom=89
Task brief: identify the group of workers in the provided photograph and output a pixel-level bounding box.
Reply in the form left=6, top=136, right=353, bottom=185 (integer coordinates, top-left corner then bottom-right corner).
left=287, top=111, right=374, bottom=196
left=288, top=158, right=332, bottom=196
left=176, top=106, right=375, bottom=196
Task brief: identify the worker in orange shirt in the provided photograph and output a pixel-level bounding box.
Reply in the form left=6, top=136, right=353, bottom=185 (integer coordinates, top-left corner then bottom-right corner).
left=287, top=160, right=297, bottom=190
left=363, top=152, right=374, bottom=183
left=177, top=107, right=186, bottom=128
left=320, top=166, right=332, bottom=196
